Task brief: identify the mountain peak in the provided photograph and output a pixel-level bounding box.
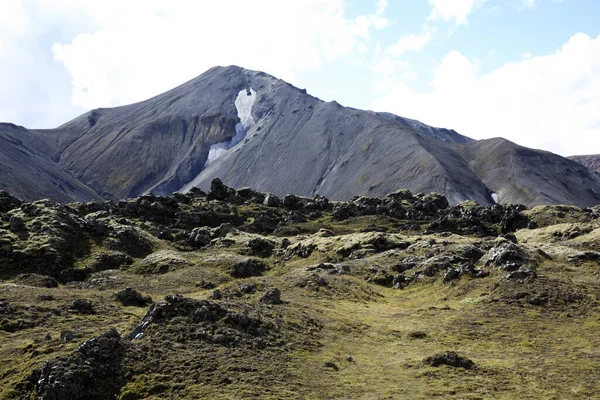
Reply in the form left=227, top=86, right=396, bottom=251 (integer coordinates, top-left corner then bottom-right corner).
left=1, top=65, right=599, bottom=207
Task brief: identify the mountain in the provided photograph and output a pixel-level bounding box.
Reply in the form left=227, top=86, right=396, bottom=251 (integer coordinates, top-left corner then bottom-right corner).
left=1, top=65, right=600, bottom=207
left=568, top=154, right=600, bottom=173
left=0, top=123, right=103, bottom=202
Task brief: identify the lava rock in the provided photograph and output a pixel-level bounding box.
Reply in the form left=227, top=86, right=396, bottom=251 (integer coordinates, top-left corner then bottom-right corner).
left=263, top=193, right=282, bottom=207
left=323, top=361, right=339, bottom=371
left=187, top=227, right=213, bottom=248
left=506, top=267, right=537, bottom=281
left=245, top=237, right=275, bottom=258
left=423, top=351, right=476, bottom=369
left=87, top=251, right=133, bottom=271
left=259, top=288, right=282, bottom=304
left=33, top=328, right=128, bottom=399
left=70, top=299, right=95, bottom=314
left=114, top=288, right=153, bottom=307
left=208, top=178, right=235, bottom=201
left=238, top=282, right=257, bottom=294
left=443, top=268, right=461, bottom=283
left=486, top=241, right=529, bottom=269
left=0, top=190, right=23, bottom=212
left=230, top=258, right=267, bottom=278
left=282, top=194, right=301, bottom=209
left=196, top=280, right=216, bottom=289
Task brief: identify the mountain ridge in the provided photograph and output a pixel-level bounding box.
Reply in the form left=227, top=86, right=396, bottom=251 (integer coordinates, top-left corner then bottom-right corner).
left=1, top=65, right=599, bottom=207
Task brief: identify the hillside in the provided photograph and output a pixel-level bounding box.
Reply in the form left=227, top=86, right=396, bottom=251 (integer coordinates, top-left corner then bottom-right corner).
left=569, top=154, right=600, bottom=173
left=1, top=181, right=599, bottom=399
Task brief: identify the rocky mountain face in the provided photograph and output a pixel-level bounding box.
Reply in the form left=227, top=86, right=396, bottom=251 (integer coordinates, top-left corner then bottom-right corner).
left=1, top=65, right=600, bottom=207
left=569, top=154, right=600, bottom=173
left=1, top=181, right=600, bottom=399
left=0, top=123, right=103, bottom=202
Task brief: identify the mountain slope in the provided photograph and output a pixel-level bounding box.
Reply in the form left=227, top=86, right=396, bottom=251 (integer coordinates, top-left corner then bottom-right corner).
left=457, top=138, right=600, bottom=206
left=568, top=154, right=600, bottom=173
left=1, top=65, right=599, bottom=207
left=0, top=123, right=103, bottom=202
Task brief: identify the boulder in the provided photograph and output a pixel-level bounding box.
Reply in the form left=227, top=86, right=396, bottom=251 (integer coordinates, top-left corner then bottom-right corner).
left=485, top=241, right=529, bottom=269
left=259, top=288, right=282, bottom=304
left=114, top=288, right=153, bottom=307
left=70, top=299, right=95, bottom=314
left=263, top=194, right=282, bottom=207
left=86, top=251, right=133, bottom=271
left=0, top=191, right=23, bottom=212
left=423, top=351, right=476, bottom=369
left=245, top=237, right=275, bottom=258
left=208, top=178, right=235, bottom=201
left=32, top=328, right=128, bottom=399
left=230, top=258, right=267, bottom=278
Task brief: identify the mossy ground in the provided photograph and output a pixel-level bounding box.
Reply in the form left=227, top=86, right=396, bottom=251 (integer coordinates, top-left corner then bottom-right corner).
left=1, top=196, right=600, bottom=399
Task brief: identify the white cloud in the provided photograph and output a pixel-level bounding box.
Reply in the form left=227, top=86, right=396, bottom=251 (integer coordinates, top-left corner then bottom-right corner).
left=0, top=0, right=93, bottom=127
left=428, top=0, right=487, bottom=26
left=51, top=0, right=388, bottom=110
left=369, top=33, right=600, bottom=156
left=0, top=0, right=387, bottom=126
left=386, top=32, right=431, bottom=58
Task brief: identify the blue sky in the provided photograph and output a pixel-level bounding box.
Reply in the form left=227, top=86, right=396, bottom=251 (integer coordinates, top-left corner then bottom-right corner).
left=0, top=0, right=599, bottom=156
left=301, top=0, right=599, bottom=109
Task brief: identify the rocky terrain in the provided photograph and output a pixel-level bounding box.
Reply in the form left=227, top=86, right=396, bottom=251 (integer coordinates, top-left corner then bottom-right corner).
left=1, top=180, right=599, bottom=399
left=2, top=65, right=600, bottom=207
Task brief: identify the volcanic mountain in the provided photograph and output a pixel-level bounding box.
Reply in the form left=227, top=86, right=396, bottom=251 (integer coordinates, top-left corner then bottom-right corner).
left=1, top=65, right=599, bottom=207
left=568, top=154, right=600, bottom=174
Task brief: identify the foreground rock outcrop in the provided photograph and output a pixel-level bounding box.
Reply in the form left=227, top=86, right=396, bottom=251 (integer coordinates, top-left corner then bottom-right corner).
left=1, top=180, right=600, bottom=399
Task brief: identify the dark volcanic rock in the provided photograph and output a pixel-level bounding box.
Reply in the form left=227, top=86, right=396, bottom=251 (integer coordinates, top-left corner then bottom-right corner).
left=245, top=237, right=275, bottom=258
left=31, top=328, right=128, bottom=399
left=0, top=191, right=23, bottom=212
left=105, top=224, right=153, bottom=258
left=424, top=351, right=476, bottom=369
left=70, top=299, right=95, bottom=314
left=86, top=251, right=133, bottom=271
left=323, top=361, right=339, bottom=371
left=259, top=288, right=282, bottom=305
left=230, top=259, right=268, bottom=278
left=208, top=178, right=235, bottom=201
left=485, top=241, right=529, bottom=269
left=263, top=193, right=282, bottom=207
left=135, top=294, right=278, bottom=346
left=114, top=288, right=153, bottom=307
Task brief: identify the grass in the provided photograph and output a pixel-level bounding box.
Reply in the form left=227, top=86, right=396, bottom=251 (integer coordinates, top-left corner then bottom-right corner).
left=2, top=195, right=600, bottom=399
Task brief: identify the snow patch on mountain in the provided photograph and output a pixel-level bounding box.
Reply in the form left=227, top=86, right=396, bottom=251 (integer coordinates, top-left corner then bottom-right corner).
left=180, top=88, right=257, bottom=193
left=491, top=192, right=499, bottom=203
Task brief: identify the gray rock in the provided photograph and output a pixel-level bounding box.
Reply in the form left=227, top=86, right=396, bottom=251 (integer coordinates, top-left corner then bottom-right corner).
left=70, top=299, right=95, bottom=314
left=259, top=288, right=282, bottom=305
left=486, top=242, right=529, bottom=269
left=114, top=288, right=153, bottom=307
left=263, top=194, right=282, bottom=207
left=230, top=259, right=267, bottom=278
left=443, top=268, right=461, bottom=283
left=245, top=237, right=275, bottom=258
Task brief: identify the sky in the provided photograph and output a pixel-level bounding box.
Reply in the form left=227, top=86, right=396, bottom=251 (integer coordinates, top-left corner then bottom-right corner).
left=0, top=0, right=599, bottom=156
